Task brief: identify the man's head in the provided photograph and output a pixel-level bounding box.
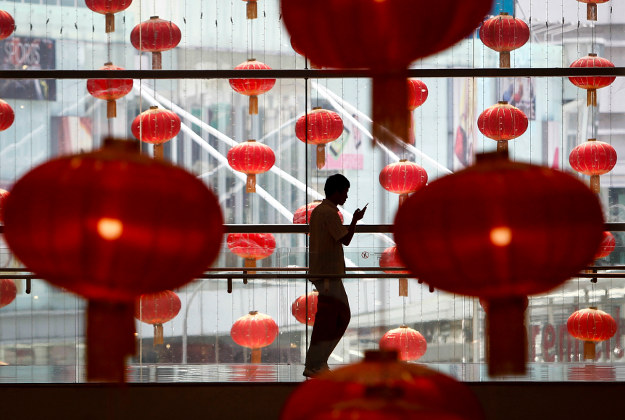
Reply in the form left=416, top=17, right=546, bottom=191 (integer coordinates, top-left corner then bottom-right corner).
left=325, top=174, right=350, bottom=206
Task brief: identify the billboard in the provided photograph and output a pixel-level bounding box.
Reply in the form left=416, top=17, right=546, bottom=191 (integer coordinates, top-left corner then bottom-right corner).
left=0, top=37, right=56, bottom=101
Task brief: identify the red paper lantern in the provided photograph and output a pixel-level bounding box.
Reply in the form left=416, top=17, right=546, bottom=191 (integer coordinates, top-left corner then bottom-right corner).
left=578, top=0, right=609, bottom=20
left=244, top=0, right=257, bottom=19
left=0, top=279, right=16, bottom=308
left=290, top=37, right=322, bottom=69
left=281, top=350, right=484, bottom=420
left=2, top=138, right=224, bottom=382
left=394, top=152, right=605, bottom=375
left=295, top=107, right=343, bottom=169
left=479, top=13, right=529, bottom=68
left=135, top=290, right=181, bottom=346
left=0, top=10, right=14, bottom=40
left=227, top=140, right=275, bottom=193
left=86, top=62, right=133, bottom=119
left=569, top=53, right=615, bottom=106
left=407, top=79, right=428, bottom=145
left=227, top=233, right=276, bottom=273
left=0, top=188, right=8, bottom=222
left=131, top=106, right=181, bottom=160
left=85, top=0, right=132, bottom=33
left=379, top=246, right=412, bottom=297
left=229, top=59, right=276, bottom=115
left=568, top=307, right=616, bottom=360
left=569, top=138, right=617, bottom=193
left=293, top=200, right=343, bottom=225
left=477, top=101, right=528, bottom=152
left=282, top=0, right=492, bottom=146
left=130, top=16, right=181, bottom=70
left=379, top=160, right=428, bottom=206
left=231, top=311, right=278, bottom=363
left=0, top=99, right=14, bottom=131
left=595, top=231, right=615, bottom=259
left=292, top=291, right=318, bottom=325
left=379, top=326, right=427, bottom=361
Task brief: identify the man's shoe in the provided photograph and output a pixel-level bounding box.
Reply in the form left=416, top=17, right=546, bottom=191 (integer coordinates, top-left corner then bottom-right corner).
left=302, top=365, right=330, bottom=378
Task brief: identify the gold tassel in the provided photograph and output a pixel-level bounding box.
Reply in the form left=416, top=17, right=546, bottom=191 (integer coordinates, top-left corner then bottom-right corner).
left=316, top=145, right=326, bottom=169
left=251, top=348, right=261, bottom=363
left=499, top=51, right=511, bottom=68
left=152, top=52, right=162, bottom=70
left=497, top=140, right=508, bottom=153
left=486, top=297, right=527, bottom=376
left=583, top=341, right=596, bottom=360
left=587, top=89, right=597, bottom=107
left=372, top=74, right=410, bottom=146
left=106, top=100, right=116, bottom=119
left=399, top=278, right=408, bottom=297
left=154, top=144, right=164, bottom=161
left=246, top=174, right=256, bottom=193
left=245, top=258, right=256, bottom=276
left=153, top=324, right=164, bottom=346
left=590, top=175, right=600, bottom=194
left=246, top=1, right=257, bottom=19
left=105, top=13, right=115, bottom=33
left=249, top=95, right=259, bottom=114
left=587, top=3, right=597, bottom=21
left=399, top=193, right=408, bottom=206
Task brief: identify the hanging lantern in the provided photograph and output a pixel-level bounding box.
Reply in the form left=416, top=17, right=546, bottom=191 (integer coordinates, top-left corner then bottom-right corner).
left=231, top=311, right=278, bottom=363
left=135, top=290, right=181, bottom=347
left=85, top=0, right=132, bottom=33
left=229, top=59, right=276, bottom=115
left=227, top=140, right=275, bottom=193
left=0, top=188, right=8, bottom=222
left=244, top=0, right=258, bottom=19
left=394, top=151, right=605, bottom=376
left=293, top=200, right=343, bottom=225
left=290, top=37, right=322, bottom=69
left=282, top=350, right=484, bottom=420
left=2, top=138, right=224, bottom=382
left=0, top=279, right=16, bottom=308
left=379, top=326, right=427, bottom=361
left=578, top=0, right=609, bottom=21
left=379, top=160, right=428, bottom=206
left=569, top=138, right=617, bottom=193
left=407, top=79, right=428, bottom=145
left=291, top=291, right=318, bottom=325
left=86, top=62, right=133, bottom=119
left=379, top=246, right=412, bottom=297
left=0, top=99, right=14, bottom=131
left=569, top=54, right=615, bottom=107
left=0, top=10, right=15, bottom=40
left=131, top=106, right=181, bottom=160
left=295, top=108, right=343, bottom=169
left=130, top=16, right=181, bottom=70
left=595, top=231, right=615, bottom=259
left=282, top=0, right=492, bottom=146
left=479, top=13, right=529, bottom=68
left=568, top=307, right=616, bottom=360
left=477, top=101, right=528, bottom=153
left=227, top=233, right=276, bottom=275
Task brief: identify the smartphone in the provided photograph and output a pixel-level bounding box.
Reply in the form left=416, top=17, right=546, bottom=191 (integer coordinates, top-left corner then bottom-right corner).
left=363, top=203, right=369, bottom=209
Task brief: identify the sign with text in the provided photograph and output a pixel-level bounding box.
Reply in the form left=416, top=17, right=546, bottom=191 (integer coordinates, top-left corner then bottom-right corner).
left=0, top=37, right=56, bottom=101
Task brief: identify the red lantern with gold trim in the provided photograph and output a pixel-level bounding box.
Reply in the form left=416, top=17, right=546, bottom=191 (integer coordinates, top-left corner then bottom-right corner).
left=0, top=279, right=16, bottom=308
left=229, top=59, right=276, bottom=115
left=131, top=106, right=181, bottom=160
left=85, top=0, right=132, bottom=33
left=394, top=152, right=605, bottom=375
left=130, top=16, right=181, bottom=70
left=231, top=311, right=278, bottom=363
left=135, top=290, right=181, bottom=346
left=595, top=231, right=615, bottom=259
left=227, top=233, right=276, bottom=274
left=477, top=101, right=528, bottom=152
left=227, top=140, right=275, bottom=193
left=479, top=13, right=529, bottom=68
left=2, top=138, right=224, bottom=382
left=379, top=326, right=427, bottom=361
left=569, top=54, right=615, bottom=107
left=292, top=291, right=318, bottom=325
left=0, top=10, right=14, bottom=40
left=293, top=200, right=343, bottom=225
left=87, top=62, right=133, bottom=119
left=578, top=0, right=609, bottom=21
left=568, top=307, right=616, bottom=360
left=0, top=99, right=14, bottom=131
left=379, top=160, right=428, bottom=206
left=295, top=108, right=343, bottom=169
left=569, top=138, right=617, bottom=193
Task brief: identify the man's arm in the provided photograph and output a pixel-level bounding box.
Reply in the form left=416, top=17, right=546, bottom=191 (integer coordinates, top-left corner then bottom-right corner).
left=340, top=206, right=367, bottom=246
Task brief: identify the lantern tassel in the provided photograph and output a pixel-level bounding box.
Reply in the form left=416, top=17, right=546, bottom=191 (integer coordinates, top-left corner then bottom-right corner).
left=154, top=144, right=164, bottom=161
left=499, top=51, right=511, bottom=68
left=583, top=340, right=596, bottom=360
left=399, top=194, right=409, bottom=206
left=486, top=296, right=527, bottom=376
left=399, top=278, right=408, bottom=297
left=105, top=13, right=115, bottom=33
left=251, top=348, right=261, bottom=363
left=316, top=145, right=326, bottom=169
left=87, top=300, right=136, bottom=382
left=587, top=89, right=597, bottom=107
left=106, top=100, right=117, bottom=119
left=249, top=95, right=259, bottom=115
left=590, top=175, right=600, bottom=194
left=152, top=52, right=162, bottom=70
left=587, top=3, right=597, bottom=21
left=245, top=258, right=257, bottom=276
left=408, top=114, right=416, bottom=145
left=246, top=1, right=257, bottom=19
left=496, top=140, right=508, bottom=153
left=372, top=73, right=410, bottom=146
left=246, top=174, right=256, bottom=193
left=153, top=324, right=164, bottom=346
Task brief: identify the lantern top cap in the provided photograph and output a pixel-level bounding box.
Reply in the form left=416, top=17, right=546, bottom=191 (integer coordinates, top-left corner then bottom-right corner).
left=364, top=350, right=399, bottom=362
left=589, top=306, right=598, bottom=310
left=475, top=149, right=509, bottom=163
left=312, top=106, right=322, bottom=110
left=104, top=61, right=113, bottom=66
left=102, top=138, right=140, bottom=153
left=399, top=324, right=409, bottom=329
left=248, top=310, right=258, bottom=315
left=497, top=101, right=509, bottom=105
left=246, top=139, right=257, bottom=142
left=499, top=12, right=510, bottom=16
left=150, top=16, right=159, bottom=19
left=588, top=53, right=597, bottom=57
left=149, top=106, right=158, bottom=110
left=588, top=138, right=596, bottom=142
left=248, top=58, right=256, bottom=62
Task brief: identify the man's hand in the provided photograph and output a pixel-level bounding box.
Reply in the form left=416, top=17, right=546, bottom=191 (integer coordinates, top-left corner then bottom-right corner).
left=353, top=204, right=367, bottom=222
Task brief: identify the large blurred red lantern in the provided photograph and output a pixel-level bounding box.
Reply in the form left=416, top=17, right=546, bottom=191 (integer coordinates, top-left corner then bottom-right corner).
left=0, top=99, right=14, bottom=131
left=229, top=59, right=276, bottom=115
left=379, top=326, right=427, bottom=361
left=595, top=231, right=615, bottom=259
left=578, top=0, right=609, bottom=20
left=135, top=290, right=181, bottom=346
left=0, top=10, right=14, bottom=40
left=0, top=279, right=16, bottom=308
left=0, top=188, right=8, bottom=222
left=568, top=307, right=616, bottom=360
left=379, top=246, right=411, bottom=297
left=130, top=16, right=181, bottom=70
left=477, top=101, right=528, bottom=152
left=85, top=0, right=132, bottom=33
left=244, top=0, right=257, bottom=19
left=394, top=152, right=605, bottom=375
left=379, top=160, right=428, bottom=206
left=227, top=140, right=275, bottom=193
left=281, top=350, right=484, bottom=420
left=407, top=79, right=428, bottom=144
left=227, top=233, right=276, bottom=274
left=569, top=53, right=615, bottom=107
left=293, top=200, right=343, bottom=225
left=231, top=311, right=278, bottom=363
left=292, top=291, right=318, bottom=325
left=86, top=62, right=133, bottom=119
left=3, top=138, right=224, bottom=382
left=569, top=138, right=617, bottom=193
left=295, top=108, right=343, bottom=169
left=131, top=106, right=181, bottom=160
left=479, top=13, right=529, bottom=68
left=282, top=0, right=492, bottom=146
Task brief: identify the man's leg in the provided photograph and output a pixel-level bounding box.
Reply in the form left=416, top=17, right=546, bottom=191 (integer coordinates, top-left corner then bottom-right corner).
left=317, top=280, right=350, bottom=365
